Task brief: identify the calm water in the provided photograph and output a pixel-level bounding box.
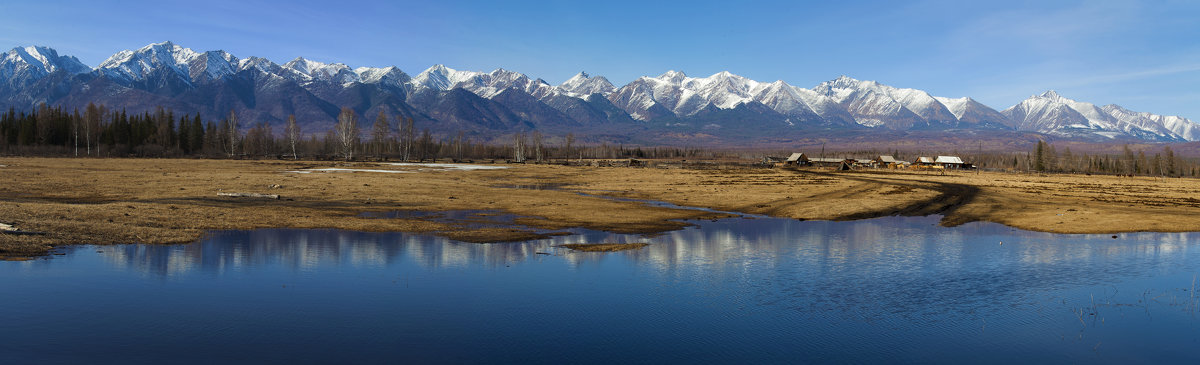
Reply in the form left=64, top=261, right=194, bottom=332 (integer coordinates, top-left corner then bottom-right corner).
left=3, top=216, right=1200, bottom=364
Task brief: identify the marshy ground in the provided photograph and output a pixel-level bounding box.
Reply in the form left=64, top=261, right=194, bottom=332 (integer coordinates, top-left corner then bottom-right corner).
left=3, top=157, right=1199, bottom=257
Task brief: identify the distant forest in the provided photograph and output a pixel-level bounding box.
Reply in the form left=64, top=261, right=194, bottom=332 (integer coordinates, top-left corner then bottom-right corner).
left=0, top=103, right=711, bottom=162
left=2, top=103, right=1197, bottom=177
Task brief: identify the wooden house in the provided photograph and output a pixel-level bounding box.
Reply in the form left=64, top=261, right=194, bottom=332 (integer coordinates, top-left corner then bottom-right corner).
left=785, top=153, right=809, bottom=166
left=935, top=156, right=964, bottom=169
left=875, top=155, right=907, bottom=169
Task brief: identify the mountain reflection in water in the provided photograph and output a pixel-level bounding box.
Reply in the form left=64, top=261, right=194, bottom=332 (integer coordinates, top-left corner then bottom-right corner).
left=5, top=215, right=1200, bottom=363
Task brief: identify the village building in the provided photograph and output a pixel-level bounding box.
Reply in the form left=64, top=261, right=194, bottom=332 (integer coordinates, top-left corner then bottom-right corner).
left=809, top=157, right=850, bottom=169
left=875, top=155, right=908, bottom=169
left=935, top=156, right=965, bottom=169
left=912, top=157, right=939, bottom=170
left=853, top=159, right=877, bottom=168
left=785, top=153, right=809, bottom=166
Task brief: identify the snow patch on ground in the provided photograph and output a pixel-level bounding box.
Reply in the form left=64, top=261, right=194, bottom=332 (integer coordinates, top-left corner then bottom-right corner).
left=0, top=223, right=15, bottom=232
left=289, top=168, right=414, bottom=174
left=289, top=163, right=508, bottom=174
left=384, top=163, right=509, bottom=171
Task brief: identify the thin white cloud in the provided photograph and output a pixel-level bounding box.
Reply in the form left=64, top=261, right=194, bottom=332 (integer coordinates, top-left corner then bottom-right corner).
left=1060, top=64, right=1200, bottom=88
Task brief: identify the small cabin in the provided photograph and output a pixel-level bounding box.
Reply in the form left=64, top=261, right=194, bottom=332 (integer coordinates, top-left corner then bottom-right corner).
left=785, top=153, right=809, bottom=166
left=913, top=157, right=941, bottom=170
left=875, top=155, right=907, bottom=169
left=935, top=156, right=964, bottom=169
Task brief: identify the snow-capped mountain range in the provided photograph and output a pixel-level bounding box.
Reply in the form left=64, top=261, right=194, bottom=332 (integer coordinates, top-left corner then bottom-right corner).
left=2, top=41, right=1198, bottom=143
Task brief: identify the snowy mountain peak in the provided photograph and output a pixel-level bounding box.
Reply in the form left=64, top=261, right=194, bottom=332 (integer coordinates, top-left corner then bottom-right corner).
left=1102, top=104, right=1200, bottom=141
left=829, top=75, right=861, bottom=87
left=283, top=57, right=323, bottom=75
left=1, top=46, right=90, bottom=78
left=355, top=66, right=410, bottom=88
left=237, top=56, right=281, bottom=73
left=657, top=70, right=687, bottom=83
left=5, top=42, right=1200, bottom=143
left=559, top=71, right=616, bottom=97
left=445, top=68, right=554, bottom=99
left=411, top=64, right=482, bottom=91
left=97, top=41, right=211, bottom=83
left=998, top=90, right=1196, bottom=140
left=283, top=57, right=358, bottom=84
left=1039, top=90, right=1063, bottom=99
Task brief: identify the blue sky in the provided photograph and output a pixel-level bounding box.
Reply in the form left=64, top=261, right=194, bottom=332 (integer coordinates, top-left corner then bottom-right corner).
left=2, top=0, right=1198, bottom=118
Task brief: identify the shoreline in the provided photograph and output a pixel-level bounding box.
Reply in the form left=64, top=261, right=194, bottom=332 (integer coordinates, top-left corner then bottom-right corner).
left=4, top=157, right=1200, bottom=257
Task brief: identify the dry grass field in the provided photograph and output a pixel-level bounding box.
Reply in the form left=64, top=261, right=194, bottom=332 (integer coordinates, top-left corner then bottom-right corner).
left=3, top=157, right=1199, bottom=257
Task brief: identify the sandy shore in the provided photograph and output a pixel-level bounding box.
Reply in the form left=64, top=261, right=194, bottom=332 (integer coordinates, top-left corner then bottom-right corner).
left=3, top=157, right=1199, bottom=256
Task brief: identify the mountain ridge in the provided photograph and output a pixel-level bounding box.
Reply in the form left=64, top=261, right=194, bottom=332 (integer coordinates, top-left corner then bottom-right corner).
left=2, top=42, right=1198, bottom=144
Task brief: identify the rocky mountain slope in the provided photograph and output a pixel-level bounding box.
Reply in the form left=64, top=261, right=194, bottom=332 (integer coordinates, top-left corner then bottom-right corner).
left=2, top=42, right=1197, bottom=143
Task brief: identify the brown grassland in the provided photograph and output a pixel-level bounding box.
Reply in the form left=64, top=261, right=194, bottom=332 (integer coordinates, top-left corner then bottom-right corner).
left=3, top=157, right=1200, bottom=257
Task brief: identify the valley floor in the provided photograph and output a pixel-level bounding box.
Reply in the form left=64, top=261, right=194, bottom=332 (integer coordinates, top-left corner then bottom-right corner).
left=3, top=157, right=1199, bottom=257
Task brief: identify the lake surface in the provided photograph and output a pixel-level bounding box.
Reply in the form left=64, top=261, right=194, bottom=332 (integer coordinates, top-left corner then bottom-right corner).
left=3, top=215, right=1200, bottom=364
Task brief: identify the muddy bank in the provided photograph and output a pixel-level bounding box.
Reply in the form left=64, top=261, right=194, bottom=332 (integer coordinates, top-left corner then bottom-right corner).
left=4, top=157, right=1200, bottom=257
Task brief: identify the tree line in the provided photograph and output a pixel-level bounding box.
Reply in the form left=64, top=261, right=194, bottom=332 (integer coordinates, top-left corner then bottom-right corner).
left=0, top=103, right=442, bottom=159
left=1026, top=139, right=1193, bottom=177
left=5, top=103, right=1196, bottom=177
left=0, top=103, right=733, bottom=162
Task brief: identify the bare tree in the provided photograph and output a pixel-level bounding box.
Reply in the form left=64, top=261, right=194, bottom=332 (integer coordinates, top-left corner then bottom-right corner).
left=530, top=131, right=544, bottom=163
left=403, top=117, right=415, bottom=161
left=225, top=109, right=239, bottom=157
left=83, top=103, right=104, bottom=156
left=71, top=108, right=80, bottom=156
left=392, top=116, right=416, bottom=161
left=244, top=121, right=274, bottom=157
left=285, top=114, right=301, bottom=160
left=513, top=132, right=526, bottom=162
left=454, top=130, right=465, bottom=161
left=563, top=133, right=575, bottom=161
left=335, top=107, right=360, bottom=161
left=371, top=111, right=391, bottom=160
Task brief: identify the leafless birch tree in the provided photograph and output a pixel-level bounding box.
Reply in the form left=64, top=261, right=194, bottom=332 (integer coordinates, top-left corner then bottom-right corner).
left=225, top=109, right=239, bottom=157
left=285, top=114, right=301, bottom=160
left=335, top=107, right=359, bottom=160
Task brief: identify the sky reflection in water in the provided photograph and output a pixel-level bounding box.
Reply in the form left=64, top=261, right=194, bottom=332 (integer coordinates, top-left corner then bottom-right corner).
left=3, top=216, right=1200, bottom=364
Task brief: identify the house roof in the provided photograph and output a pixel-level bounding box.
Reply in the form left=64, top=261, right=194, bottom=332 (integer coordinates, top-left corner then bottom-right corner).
left=809, top=157, right=847, bottom=163
left=936, top=156, right=964, bottom=164
left=855, top=159, right=875, bottom=164
left=877, top=155, right=897, bottom=163
left=917, top=157, right=935, bottom=163
left=786, top=152, right=807, bottom=162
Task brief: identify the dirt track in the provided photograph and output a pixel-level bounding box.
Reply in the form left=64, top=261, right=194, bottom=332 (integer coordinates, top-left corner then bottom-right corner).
left=800, top=170, right=981, bottom=224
